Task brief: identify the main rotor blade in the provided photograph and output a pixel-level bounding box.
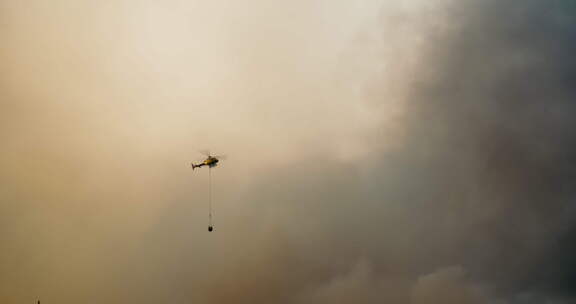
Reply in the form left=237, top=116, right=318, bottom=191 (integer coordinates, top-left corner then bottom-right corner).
left=199, top=149, right=211, bottom=156
left=214, top=155, right=227, bottom=160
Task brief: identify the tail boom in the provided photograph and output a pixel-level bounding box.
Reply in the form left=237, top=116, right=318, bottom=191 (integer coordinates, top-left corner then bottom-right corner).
left=191, top=163, right=205, bottom=170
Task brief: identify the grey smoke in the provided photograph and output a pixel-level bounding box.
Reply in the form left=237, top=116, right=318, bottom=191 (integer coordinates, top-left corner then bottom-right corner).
left=230, top=0, right=576, bottom=303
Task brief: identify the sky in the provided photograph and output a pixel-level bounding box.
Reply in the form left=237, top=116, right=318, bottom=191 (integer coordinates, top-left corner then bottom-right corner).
left=1, top=0, right=576, bottom=303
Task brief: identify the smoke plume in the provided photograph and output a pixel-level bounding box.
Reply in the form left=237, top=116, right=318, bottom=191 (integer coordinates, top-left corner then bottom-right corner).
left=1, top=0, right=576, bottom=303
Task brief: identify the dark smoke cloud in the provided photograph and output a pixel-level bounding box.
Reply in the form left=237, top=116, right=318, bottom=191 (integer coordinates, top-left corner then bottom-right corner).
left=221, top=0, right=576, bottom=303
left=393, top=0, right=576, bottom=300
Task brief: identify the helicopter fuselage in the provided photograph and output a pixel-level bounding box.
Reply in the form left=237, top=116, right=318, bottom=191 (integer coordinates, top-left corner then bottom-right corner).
left=192, top=156, right=219, bottom=169
left=205, top=157, right=219, bottom=167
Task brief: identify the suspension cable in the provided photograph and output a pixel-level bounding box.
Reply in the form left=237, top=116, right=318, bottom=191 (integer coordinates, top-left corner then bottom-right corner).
left=208, top=166, right=213, bottom=229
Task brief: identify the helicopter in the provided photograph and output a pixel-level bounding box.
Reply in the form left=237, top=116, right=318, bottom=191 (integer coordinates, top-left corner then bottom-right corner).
left=190, top=150, right=226, bottom=232
left=191, top=150, right=226, bottom=170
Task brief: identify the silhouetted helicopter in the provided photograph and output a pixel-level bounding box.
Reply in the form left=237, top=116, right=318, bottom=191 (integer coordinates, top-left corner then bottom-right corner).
left=190, top=150, right=226, bottom=232
left=191, top=150, right=226, bottom=170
